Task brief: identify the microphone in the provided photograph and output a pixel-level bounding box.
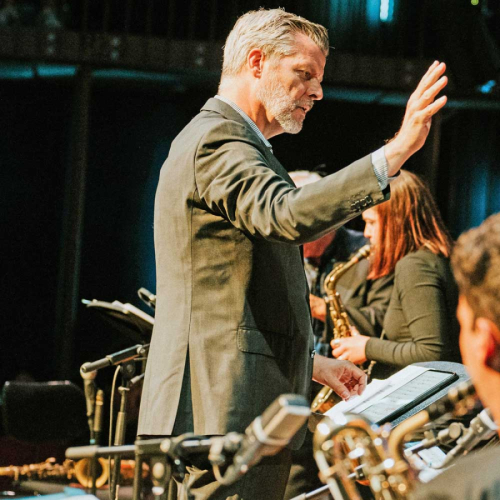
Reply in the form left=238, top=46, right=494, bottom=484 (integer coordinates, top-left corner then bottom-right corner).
left=93, top=389, right=104, bottom=446
left=80, top=367, right=97, bottom=418
left=437, top=408, right=498, bottom=468
left=80, top=367, right=97, bottom=440
left=215, top=394, right=310, bottom=485
left=138, top=287, right=156, bottom=310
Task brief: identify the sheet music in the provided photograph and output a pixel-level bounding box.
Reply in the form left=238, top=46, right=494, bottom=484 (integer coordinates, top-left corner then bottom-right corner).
left=107, top=300, right=154, bottom=325
left=121, top=303, right=155, bottom=325
left=325, top=365, right=430, bottom=421
left=359, top=369, right=455, bottom=422
left=324, top=365, right=456, bottom=424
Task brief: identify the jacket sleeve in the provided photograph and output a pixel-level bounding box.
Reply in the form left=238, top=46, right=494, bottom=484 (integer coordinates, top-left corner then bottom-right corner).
left=345, top=273, right=394, bottom=337
left=365, top=253, right=448, bottom=367
left=194, top=120, right=388, bottom=244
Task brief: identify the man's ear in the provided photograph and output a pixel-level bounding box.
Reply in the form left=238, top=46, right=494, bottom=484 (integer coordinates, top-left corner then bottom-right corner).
left=476, top=318, right=500, bottom=372
left=247, top=48, right=264, bottom=77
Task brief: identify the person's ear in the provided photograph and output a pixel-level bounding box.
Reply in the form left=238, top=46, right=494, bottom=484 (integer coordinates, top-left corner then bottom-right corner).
left=248, top=48, right=264, bottom=78
left=476, top=318, right=500, bottom=372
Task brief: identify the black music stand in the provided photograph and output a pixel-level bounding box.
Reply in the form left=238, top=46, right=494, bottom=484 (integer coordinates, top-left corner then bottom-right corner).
left=82, top=299, right=154, bottom=343
left=391, top=361, right=470, bottom=426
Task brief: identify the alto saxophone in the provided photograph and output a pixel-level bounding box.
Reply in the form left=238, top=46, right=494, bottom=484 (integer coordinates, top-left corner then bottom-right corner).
left=311, top=244, right=371, bottom=414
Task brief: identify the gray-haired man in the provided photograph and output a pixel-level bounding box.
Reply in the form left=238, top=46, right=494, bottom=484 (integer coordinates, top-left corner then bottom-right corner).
left=138, top=8, right=448, bottom=499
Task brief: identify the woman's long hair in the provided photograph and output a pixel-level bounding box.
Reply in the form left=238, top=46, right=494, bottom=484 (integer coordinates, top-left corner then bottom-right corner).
left=368, top=170, right=453, bottom=279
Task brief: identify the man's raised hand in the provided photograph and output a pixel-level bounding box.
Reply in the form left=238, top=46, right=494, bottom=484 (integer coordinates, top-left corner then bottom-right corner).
left=385, top=61, right=448, bottom=176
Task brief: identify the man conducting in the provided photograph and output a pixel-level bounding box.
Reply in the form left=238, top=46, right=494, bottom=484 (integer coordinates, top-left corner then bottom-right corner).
left=138, top=8, right=448, bottom=499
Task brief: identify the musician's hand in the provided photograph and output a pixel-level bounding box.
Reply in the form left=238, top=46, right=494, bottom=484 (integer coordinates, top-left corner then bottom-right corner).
left=313, top=354, right=367, bottom=401
left=331, top=333, right=369, bottom=365
left=309, top=294, right=327, bottom=322
left=385, top=61, right=448, bottom=176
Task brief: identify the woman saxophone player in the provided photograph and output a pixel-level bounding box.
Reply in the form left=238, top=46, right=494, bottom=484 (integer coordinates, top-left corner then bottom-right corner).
left=293, top=170, right=395, bottom=358
left=331, top=170, right=461, bottom=379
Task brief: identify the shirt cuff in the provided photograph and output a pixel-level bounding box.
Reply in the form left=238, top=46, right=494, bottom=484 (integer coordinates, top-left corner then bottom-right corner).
left=371, top=146, right=393, bottom=191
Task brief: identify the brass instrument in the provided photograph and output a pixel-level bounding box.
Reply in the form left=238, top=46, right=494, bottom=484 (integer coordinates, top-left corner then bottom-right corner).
left=0, top=457, right=109, bottom=488
left=313, top=380, right=478, bottom=499
left=311, top=244, right=371, bottom=414
left=0, top=457, right=146, bottom=489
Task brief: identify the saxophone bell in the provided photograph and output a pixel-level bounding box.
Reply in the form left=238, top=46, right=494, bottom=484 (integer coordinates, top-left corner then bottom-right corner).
left=73, top=458, right=109, bottom=489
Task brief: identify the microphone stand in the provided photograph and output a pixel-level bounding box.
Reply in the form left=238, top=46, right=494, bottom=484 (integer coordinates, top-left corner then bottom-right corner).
left=81, top=343, right=149, bottom=374
left=80, top=343, right=149, bottom=499
left=110, top=360, right=137, bottom=500
left=131, top=436, right=224, bottom=500
left=80, top=368, right=98, bottom=496
left=89, top=389, right=104, bottom=497
left=67, top=435, right=218, bottom=500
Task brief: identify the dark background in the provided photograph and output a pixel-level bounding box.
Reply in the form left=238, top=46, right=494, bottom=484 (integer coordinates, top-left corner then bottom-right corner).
left=0, top=0, right=499, bottom=446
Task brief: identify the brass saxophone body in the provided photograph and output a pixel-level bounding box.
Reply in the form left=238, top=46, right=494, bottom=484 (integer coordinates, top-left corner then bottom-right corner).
left=313, top=380, right=478, bottom=499
left=0, top=457, right=146, bottom=489
left=311, top=244, right=371, bottom=414
left=324, top=244, right=371, bottom=340
left=0, top=457, right=109, bottom=488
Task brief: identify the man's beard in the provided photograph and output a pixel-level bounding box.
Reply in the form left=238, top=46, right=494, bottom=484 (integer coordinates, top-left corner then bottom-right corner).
left=257, top=75, right=313, bottom=134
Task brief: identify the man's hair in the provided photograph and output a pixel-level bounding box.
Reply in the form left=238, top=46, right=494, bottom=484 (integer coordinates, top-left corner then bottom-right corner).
left=451, top=213, right=500, bottom=327
left=220, top=8, right=329, bottom=79
left=369, top=170, right=453, bottom=279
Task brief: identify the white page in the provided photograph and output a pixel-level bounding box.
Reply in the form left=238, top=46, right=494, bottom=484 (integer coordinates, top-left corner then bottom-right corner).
left=325, top=365, right=430, bottom=421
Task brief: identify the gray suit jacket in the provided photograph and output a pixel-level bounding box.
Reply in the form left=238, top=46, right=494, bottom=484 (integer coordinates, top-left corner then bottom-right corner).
left=138, top=98, right=388, bottom=447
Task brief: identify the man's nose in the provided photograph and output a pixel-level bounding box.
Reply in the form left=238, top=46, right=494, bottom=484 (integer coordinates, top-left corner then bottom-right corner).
left=308, top=80, right=323, bottom=101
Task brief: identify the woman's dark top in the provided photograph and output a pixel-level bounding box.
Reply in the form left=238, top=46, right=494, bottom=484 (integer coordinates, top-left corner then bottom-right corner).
left=365, top=247, right=461, bottom=379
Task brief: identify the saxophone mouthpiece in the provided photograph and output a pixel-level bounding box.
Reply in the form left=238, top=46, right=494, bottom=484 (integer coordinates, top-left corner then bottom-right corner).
left=353, top=244, right=371, bottom=262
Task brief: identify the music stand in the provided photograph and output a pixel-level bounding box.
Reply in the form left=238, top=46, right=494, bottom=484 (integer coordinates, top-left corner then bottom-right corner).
left=82, top=299, right=154, bottom=343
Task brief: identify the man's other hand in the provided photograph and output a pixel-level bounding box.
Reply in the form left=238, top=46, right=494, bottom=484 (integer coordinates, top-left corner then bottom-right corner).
left=312, top=354, right=367, bottom=401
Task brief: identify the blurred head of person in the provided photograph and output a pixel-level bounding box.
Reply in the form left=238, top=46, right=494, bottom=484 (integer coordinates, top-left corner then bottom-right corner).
left=362, top=169, right=453, bottom=279
left=289, top=170, right=335, bottom=263
left=451, top=213, right=500, bottom=428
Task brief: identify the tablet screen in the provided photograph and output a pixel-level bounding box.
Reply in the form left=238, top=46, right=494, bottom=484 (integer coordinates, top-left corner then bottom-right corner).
left=359, top=370, right=458, bottom=424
